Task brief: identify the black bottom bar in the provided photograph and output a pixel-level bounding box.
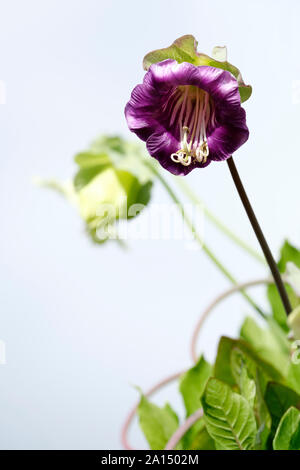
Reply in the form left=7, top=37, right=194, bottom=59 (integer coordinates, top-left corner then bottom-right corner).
left=0, top=449, right=290, bottom=465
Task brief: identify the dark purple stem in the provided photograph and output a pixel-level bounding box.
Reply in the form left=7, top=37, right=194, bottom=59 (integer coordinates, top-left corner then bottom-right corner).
left=227, top=157, right=292, bottom=316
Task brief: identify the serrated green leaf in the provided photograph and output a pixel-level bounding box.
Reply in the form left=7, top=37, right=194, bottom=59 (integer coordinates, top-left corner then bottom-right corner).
left=229, top=347, right=271, bottom=449
left=230, top=348, right=256, bottom=408
left=143, top=35, right=252, bottom=103
left=273, top=407, right=300, bottom=450
left=202, top=378, right=257, bottom=450
left=137, top=395, right=180, bottom=450
left=265, top=382, right=300, bottom=437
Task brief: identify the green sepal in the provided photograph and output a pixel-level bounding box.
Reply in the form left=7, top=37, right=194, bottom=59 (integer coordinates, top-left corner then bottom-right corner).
left=143, top=35, right=252, bottom=103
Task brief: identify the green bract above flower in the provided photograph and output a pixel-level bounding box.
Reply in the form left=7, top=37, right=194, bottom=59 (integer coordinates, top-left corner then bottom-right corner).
left=40, top=135, right=153, bottom=245
left=143, top=35, right=252, bottom=103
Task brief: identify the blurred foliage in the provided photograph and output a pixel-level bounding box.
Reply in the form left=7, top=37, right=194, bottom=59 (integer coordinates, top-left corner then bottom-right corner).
left=40, top=136, right=154, bottom=245
left=137, top=396, right=181, bottom=450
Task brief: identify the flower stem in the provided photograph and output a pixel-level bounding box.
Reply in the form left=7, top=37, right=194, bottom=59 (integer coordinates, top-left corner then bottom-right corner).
left=227, top=157, right=292, bottom=316
left=145, top=161, right=265, bottom=317
left=173, top=177, right=265, bottom=264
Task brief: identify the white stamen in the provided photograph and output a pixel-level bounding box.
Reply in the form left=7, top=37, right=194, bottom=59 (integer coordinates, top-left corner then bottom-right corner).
left=170, top=86, right=212, bottom=167
left=171, top=153, right=180, bottom=163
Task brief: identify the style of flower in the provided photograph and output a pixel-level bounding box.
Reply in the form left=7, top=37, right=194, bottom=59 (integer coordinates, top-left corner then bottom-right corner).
left=125, top=60, right=249, bottom=175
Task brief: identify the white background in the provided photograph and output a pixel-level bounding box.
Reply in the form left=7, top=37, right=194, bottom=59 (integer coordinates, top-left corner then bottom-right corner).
left=0, top=0, right=300, bottom=449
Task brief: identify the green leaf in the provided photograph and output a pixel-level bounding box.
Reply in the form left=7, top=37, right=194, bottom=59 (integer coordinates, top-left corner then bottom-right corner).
left=287, top=362, right=300, bottom=395
left=188, top=420, right=215, bottom=450
left=143, top=35, right=252, bottom=103
left=267, top=284, right=290, bottom=332
left=230, top=348, right=256, bottom=407
left=179, top=356, right=212, bottom=416
left=179, top=356, right=212, bottom=449
left=213, top=335, right=281, bottom=449
left=278, top=240, right=300, bottom=273
left=254, top=368, right=272, bottom=449
left=74, top=151, right=111, bottom=169
left=285, top=262, right=300, bottom=298
left=74, top=165, right=109, bottom=191
left=202, top=378, right=257, bottom=450
left=264, top=382, right=300, bottom=437
left=137, top=395, right=179, bottom=450
left=229, top=347, right=271, bottom=449
left=267, top=283, right=299, bottom=333
left=214, top=336, right=236, bottom=385
left=273, top=407, right=300, bottom=450
left=76, top=135, right=153, bottom=186
left=267, top=241, right=300, bottom=331
left=214, top=336, right=283, bottom=385
left=240, top=317, right=290, bottom=377
left=288, top=306, right=300, bottom=341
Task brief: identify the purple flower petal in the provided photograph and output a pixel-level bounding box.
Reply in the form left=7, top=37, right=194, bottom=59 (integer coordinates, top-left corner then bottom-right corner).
left=125, top=60, right=249, bottom=175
